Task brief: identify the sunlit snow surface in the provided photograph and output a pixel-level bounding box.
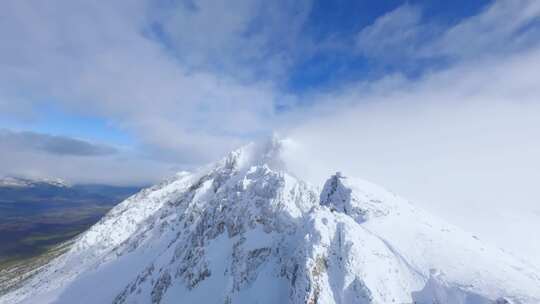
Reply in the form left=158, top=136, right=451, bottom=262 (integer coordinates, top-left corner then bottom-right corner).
left=3, top=140, right=539, bottom=304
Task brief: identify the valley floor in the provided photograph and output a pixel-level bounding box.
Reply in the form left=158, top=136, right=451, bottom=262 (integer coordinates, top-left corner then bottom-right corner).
left=0, top=240, right=73, bottom=296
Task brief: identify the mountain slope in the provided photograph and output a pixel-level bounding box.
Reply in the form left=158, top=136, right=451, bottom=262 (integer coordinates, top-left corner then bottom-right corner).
left=2, top=140, right=539, bottom=304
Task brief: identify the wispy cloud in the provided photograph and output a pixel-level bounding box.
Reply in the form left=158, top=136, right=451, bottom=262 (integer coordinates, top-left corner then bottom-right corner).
left=427, top=0, right=540, bottom=59
left=355, top=0, right=540, bottom=66
left=0, top=129, right=117, bottom=156
left=0, top=128, right=172, bottom=185
left=356, top=4, right=425, bottom=62
left=151, top=0, right=312, bottom=79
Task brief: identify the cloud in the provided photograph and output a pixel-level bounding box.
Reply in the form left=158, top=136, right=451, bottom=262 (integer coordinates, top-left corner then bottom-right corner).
left=356, top=4, right=424, bottom=62
left=3, top=0, right=540, bottom=168
left=0, top=129, right=117, bottom=156
left=427, top=0, right=540, bottom=59
left=0, top=148, right=173, bottom=186
left=0, top=0, right=320, bottom=185
left=284, top=44, right=540, bottom=267
left=0, top=129, right=172, bottom=185
left=355, top=0, right=540, bottom=65
left=260, top=1, right=540, bottom=268
left=152, top=0, right=312, bottom=79
left=0, top=0, right=312, bottom=166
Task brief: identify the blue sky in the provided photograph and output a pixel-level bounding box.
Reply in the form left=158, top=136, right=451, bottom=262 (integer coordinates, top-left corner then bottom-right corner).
left=4, top=104, right=136, bottom=146
left=1, top=0, right=540, bottom=185
left=286, top=0, right=491, bottom=92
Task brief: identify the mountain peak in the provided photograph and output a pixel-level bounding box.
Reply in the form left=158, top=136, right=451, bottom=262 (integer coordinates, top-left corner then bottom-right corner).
left=320, top=172, right=350, bottom=211
left=319, top=172, right=395, bottom=222
left=219, top=136, right=287, bottom=173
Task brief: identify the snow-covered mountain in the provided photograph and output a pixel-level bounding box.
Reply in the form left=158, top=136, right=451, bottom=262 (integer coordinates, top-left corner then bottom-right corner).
left=2, top=139, right=539, bottom=304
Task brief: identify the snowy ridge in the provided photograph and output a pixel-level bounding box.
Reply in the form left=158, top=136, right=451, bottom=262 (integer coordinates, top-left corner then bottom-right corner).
left=2, top=139, right=539, bottom=304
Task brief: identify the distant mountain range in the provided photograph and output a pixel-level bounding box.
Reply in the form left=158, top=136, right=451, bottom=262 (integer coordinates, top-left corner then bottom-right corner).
left=0, top=176, right=143, bottom=205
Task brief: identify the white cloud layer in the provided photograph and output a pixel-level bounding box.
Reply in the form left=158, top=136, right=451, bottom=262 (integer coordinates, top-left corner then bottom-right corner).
left=0, top=0, right=307, bottom=166
left=286, top=16, right=540, bottom=264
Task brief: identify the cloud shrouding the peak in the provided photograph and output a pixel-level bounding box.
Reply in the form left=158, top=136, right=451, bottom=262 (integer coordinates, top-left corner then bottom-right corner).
left=284, top=50, right=540, bottom=266
left=273, top=1, right=540, bottom=264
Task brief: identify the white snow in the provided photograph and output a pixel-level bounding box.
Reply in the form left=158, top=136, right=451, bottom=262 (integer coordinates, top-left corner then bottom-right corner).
left=2, top=139, right=539, bottom=304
